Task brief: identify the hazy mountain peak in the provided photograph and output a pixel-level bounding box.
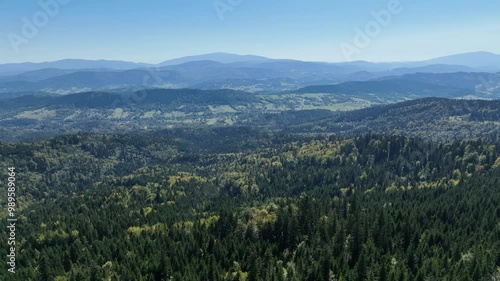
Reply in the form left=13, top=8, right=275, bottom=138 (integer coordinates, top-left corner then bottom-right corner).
left=422, top=51, right=500, bottom=69
left=158, top=52, right=271, bottom=66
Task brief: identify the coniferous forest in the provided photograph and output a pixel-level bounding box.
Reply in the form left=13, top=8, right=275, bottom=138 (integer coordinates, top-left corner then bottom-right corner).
left=1, top=129, right=499, bottom=280
left=2, top=2, right=500, bottom=280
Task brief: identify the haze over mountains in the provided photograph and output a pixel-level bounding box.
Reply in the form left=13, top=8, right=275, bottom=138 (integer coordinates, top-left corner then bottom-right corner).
left=1, top=50, right=500, bottom=141
left=1, top=51, right=499, bottom=96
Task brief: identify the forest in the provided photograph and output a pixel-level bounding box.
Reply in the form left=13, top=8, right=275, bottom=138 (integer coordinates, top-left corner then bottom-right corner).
left=2, top=2, right=500, bottom=280
left=1, top=129, right=499, bottom=280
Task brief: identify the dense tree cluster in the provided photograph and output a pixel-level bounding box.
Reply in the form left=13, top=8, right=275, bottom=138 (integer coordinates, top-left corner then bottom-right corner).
left=1, top=131, right=499, bottom=280
left=286, top=98, right=500, bottom=143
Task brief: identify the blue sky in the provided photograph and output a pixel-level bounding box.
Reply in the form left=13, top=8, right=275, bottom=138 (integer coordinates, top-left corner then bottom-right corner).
left=1, top=0, right=499, bottom=63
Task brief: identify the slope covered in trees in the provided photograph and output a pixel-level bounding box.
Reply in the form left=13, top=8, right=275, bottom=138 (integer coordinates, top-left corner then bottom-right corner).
left=1, top=131, right=499, bottom=280
left=2, top=93, right=500, bottom=143
left=282, top=98, right=500, bottom=142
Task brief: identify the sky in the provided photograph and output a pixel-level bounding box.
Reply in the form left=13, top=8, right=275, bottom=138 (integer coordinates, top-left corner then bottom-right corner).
left=0, top=0, right=499, bottom=64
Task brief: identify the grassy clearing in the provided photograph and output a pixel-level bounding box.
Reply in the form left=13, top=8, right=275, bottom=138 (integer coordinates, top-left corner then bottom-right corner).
left=15, top=108, right=56, bottom=120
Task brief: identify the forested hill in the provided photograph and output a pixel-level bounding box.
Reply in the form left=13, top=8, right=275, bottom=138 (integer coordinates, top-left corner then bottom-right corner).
left=335, top=98, right=500, bottom=122
left=380, top=72, right=500, bottom=92
left=291, top=79, right=469, bottom=100
left=0, top=88, right=256, bottom=110
left=1, top=132, right=499, bottom=280
left=282, top=98, right=500, bottom=142
left=2, top=91, right=500, bottom=143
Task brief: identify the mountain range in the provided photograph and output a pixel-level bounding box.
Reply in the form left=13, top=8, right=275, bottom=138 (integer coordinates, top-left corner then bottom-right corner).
left=1, top=52, right=499, bottom=96
left=3, top=51, right=499, bottom=73
left=1, top=51, right=500, bottom=142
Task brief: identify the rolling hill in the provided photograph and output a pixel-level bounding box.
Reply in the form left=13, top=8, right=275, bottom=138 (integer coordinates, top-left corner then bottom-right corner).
left=283, top=98, right=500, bottom=142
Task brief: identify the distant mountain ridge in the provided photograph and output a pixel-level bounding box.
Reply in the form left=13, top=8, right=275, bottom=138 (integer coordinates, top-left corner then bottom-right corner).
left=158, top=52, right=271, bottom=66
left=418, top=51, right=500, bottom=70
left=0, top=59, right=151, bottom=76
left=1, top=52, right=499, bottom=97
left=2, top=51, right=499, bottom=75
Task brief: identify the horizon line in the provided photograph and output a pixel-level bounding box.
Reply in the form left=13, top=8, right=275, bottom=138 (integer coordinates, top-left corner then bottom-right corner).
left=1, top=51, right=498, bottom=65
